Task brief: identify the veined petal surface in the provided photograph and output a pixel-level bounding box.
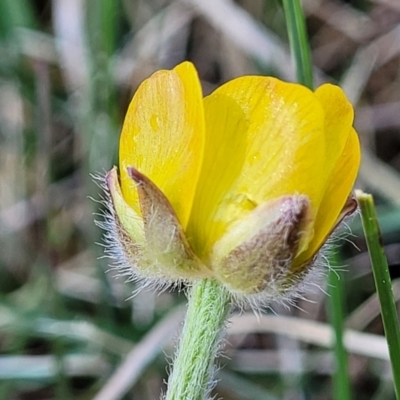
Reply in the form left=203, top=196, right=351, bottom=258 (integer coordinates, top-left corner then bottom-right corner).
left=119, top=62, right=205, bottom=228
left=295, top=131, right=360, bottom=266
left=186, top=93, right=248, bottom=257
left=294, top=86, right=361, bottom=267
left=188, top=77, right=327, bottom=260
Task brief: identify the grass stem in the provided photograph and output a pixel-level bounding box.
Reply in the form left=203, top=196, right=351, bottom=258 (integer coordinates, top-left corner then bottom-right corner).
left=328, top=262, right=352, bottom=400
left=356, top=190, right=400, bottom=399
left=282, top=0, right=314, bottom=89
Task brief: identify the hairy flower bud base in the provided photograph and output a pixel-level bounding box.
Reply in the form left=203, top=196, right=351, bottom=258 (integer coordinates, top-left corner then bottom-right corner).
left=102, top=167, right=356, bottom=301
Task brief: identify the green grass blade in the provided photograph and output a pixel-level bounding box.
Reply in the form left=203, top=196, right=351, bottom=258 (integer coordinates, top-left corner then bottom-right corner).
left=282, top=0, right=313, bottom=89
left=328, top=263, right=352, bottom=400
left=85, top=0, right=119, bottom=173
left=0, top=0, right=35, bottom=39
left=356, top=190, right=400, bottom=399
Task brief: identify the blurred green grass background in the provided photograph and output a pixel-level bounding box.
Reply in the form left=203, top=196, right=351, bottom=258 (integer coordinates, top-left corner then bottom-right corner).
left=1, top=0, right=400, bottom=399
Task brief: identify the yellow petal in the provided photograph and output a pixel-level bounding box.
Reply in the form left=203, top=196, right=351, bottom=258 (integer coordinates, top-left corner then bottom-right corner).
left=315, top=84, right=354, bottom=172
left=188, top=77, right=327, bottom=259
left=186, top=93, right=249, bottom=257
left=294, top=128, right=360, bottom=267
left=292, top=85, right=360, bottom=267
left=119, top=62, right=205, bottom=228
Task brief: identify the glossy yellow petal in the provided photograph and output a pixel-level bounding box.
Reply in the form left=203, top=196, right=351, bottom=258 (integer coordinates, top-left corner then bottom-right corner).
left=188, top=77, right=327, bottom=260
left=119, top=62, right=205, bottom=228
left=294, top=128, right=360, bottom=267
left=292, top=84, right=360, bottom=267
left=315, top=84, right=354, bottom=171
left=314, top=84, right=355, bottom=202
left=186, top=93, right=248, bottom=257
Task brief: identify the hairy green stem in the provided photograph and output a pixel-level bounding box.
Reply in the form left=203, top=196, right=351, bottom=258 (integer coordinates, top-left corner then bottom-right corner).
left=165, top=279, right=231, bottom=400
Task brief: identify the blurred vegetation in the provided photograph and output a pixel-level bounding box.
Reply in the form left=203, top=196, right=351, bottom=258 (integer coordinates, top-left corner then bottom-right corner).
left=0, top=0, right=400, bottom=399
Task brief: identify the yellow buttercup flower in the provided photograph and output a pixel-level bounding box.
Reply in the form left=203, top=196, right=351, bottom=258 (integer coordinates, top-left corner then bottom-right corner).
left=105, top=61, right=360, bottom=300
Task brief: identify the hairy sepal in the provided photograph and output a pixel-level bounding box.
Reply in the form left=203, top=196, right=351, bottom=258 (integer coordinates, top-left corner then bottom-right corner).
left=107, top=167, right=145, bottom=245
left=211, top=195, right=312, bottom=295
left=334, top=194, right=357, bottom=229
left=126, top=167, right=209, bottom=280
left=106, top=167, right=208, bottom=282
